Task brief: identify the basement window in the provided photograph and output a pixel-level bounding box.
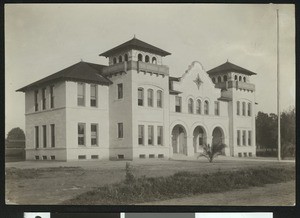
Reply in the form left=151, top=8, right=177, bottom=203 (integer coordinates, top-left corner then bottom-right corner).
left=149, top=154, right=155, bottom=159
left=35, top=156, right=40, bottom=160
left=42, top=155, right=47, bottom=160
left=139, top=154, right=146, bottom=159
left=78, top=155, right=86, bottom=160
left=118, top=154, right=124, bottom=159
left=158, top=154, right=164, bottom=158
left=91, top=155, right=99, bottom=159
left=50, top=155, right=55, bottom=160
left=238, top=153, right=242, bottom=158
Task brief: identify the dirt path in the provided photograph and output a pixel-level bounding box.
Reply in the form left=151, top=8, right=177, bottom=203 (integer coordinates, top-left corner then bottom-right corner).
left=140, top=181, right=295, bottom=206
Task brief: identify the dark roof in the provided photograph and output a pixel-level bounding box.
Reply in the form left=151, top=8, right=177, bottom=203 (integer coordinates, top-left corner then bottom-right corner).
left=207, top=61, right=257, bottom=76
left=100, top=37, right=171, bottom=57
left=17, top=61, right=112, bottom=92
left=169, top=76, right=181, bottom=82
left=169, top=89, right=182, bottom=95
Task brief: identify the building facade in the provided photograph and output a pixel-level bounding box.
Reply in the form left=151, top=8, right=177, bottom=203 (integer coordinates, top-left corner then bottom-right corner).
left=17, top=37, right=256, bottom=161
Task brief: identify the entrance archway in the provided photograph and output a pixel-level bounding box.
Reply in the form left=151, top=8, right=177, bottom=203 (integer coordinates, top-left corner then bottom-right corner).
left=193, top=126, right=207, bottom=153
left=212, top=127, right=225, bottom=154
left=171, top=124, right=187, bottom=155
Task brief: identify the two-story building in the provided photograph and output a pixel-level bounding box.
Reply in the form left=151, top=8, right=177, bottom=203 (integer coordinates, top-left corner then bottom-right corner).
left=17, top=37, right=256, bottom=161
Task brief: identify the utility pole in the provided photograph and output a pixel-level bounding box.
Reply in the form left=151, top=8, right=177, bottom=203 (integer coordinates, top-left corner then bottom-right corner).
left=277, top=9, right=281, bottom=161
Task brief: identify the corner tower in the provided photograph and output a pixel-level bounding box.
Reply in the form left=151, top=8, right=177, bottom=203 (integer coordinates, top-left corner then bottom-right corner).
left=207, top=61, right=256, bottom=157
left=100, top=37, right=171, bottom=160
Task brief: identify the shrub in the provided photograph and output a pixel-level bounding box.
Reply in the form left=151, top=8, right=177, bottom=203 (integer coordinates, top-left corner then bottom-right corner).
left=197, top=143, right=226, bottom=162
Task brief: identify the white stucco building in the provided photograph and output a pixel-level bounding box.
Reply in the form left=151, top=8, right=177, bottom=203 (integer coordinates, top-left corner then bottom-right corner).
left=17, top=37, right=256, bottom=161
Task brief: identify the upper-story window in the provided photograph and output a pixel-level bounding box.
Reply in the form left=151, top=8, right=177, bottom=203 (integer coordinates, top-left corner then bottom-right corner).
left=152, top=57, right=157, bottom=64
left=138, top=53, right=143, bottom=61
left=117, top=83, right=123, bottom=99
left=147, top=89, right=153, bottom=107
left=234, top=75, right=238, bottom=81
left=138, top=88, right=144, bottom=106
left=50, top=85, right=54, bottom=109
left=239, top=76, right=242, bottom=81
left=242, top=102, right=246, bottom=116
left=237, top=101, right=240, bottom=115
left=34, top=90, right=39, bottom=111
left=145, top=55, right=150, bottom=63
left=42, top=88, right=46, bottom=110
left=138, top=125, right=144, bottom=145
left=90, top=84, right=97, bottom=107
left=214, top=101, right=220, bottom=116
left=91, top=124, right=98, bottom=146
left=218, top=76, right=222, bottom=83
left=243, top=76, right=246, bottom=82
left=118, top=123, right=123, bottom=138
left=188, top=98, right=194, bottom=114
left=175, top=96, right=182, bottom=112
left=118, top=55, right=123, bottom=63
left=223, top=75, right=227, bottom=82
left=196, top=99, right=201, bottom=114
left=212, top=78, right=216, bottom=83
left=77, top=83, right=85, bottom=106
left=124, top=54, right=128, bottom=61
left=78, top=123, right=85, bottom=146
left=248, top=102, right=251, bottom=116
left=204, top=100, right=209, bottom=115
left=113, top=57, right=117, bottom=64
left=157, top=90, right=163, bottom=108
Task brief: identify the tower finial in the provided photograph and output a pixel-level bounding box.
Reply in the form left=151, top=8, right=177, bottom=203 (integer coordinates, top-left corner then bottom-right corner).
left=133, top=34, right=136, bottom=39
left=227, top=59, right=229, bottom=62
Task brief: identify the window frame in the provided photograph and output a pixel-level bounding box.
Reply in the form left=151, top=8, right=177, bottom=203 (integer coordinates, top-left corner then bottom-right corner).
left=117, top=83, right=123, bottom=99
left=42, top=125, right=47, bottom=148
left=237, top=101, right=240, bottom=115
left=118, top=123, right=123, bottom=138
left=78, top=123, right=86, bottom=146
left=138, top=88, right=144, bottom=106
left=91, top=123, right=98, bottom=146
left=138, top=125, right=144, bottom=145
left=242, top=130, right=246, bottom=146
left=214, top=101, right=220, bottom=116
left=237, top=130, right=240, bottom=146
left=188, top=98, right=194, bottom=114
left=248, top=130, right=252, bottom=146
left=147, top=89, right=154, bottom=107
left=175, top=96, right=182, bottom=112
left=34, top=90, right=39, bottom=111
left=42, top=87, right=46, bottom=110
left=50, top=124, right=55, bottom=148
left=196, top=99, right=201, bottom=114
left=248, top=102, right=251, bottom=116
left=148, top=125, right=154, bottom=145
left=77, top=83, right=85, bottom=106
left=50, top=85, right=54, bottom=108
left=157, top=126, right=163, bottom=146
left=157, top=90, right=163, bottom=108
left=90, top=84, right=97, bottom=107
left=35, top=126, right=39, bottom=148
left=204, top=100, right=209, bottom=115
left=242, top=102, right=246, bottom=116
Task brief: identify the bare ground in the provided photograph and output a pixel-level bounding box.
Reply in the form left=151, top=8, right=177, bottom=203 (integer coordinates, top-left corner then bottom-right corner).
left=5, top=158, right=295, bottom=205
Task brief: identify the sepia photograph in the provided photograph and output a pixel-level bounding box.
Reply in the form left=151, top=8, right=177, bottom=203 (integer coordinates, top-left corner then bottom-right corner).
left=5, top=3, right=295, bottom=205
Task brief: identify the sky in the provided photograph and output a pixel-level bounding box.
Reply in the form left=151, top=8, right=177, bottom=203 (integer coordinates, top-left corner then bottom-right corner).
left=195, top=213, right=272, bottom=218
left=5, top=4, right=295, bottom=134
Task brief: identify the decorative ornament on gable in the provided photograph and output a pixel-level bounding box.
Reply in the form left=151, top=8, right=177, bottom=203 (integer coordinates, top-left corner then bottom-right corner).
left=193, top=74, right=203, bottom=90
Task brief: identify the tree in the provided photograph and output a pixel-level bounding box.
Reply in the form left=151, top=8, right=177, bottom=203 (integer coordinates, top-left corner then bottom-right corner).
left=197, top=143, right=226, bottom=163
left=280, top=107, right=295, bottom=158
left=7, top=127, right=25, bottom=140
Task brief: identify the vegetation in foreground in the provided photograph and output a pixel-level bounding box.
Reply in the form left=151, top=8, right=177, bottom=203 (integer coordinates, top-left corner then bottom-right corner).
left=64, top=164, right=295, bottom=205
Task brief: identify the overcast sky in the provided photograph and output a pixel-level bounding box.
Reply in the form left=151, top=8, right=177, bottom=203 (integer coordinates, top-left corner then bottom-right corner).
left=5, top=4, right=295, bottom=134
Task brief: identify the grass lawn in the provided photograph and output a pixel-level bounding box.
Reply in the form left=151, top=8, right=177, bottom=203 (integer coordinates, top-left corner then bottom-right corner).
left=5, top=158, right=295, bottom=205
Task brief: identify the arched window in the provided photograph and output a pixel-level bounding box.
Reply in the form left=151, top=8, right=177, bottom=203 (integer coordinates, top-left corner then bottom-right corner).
left=237, top=101, right=240, bottom=115
left=145, top=55, right=150, bottom=63
left=124, top=53, right=128, bottom=61
left=223, top=75, right=227, bottom=82
left=204, top=100, right=209, bottom=115
left=188, top=98, right=194, bottom=114
left=157, top=90, right=163, bottom=108
left=218, top=76, right=222, bottom=83
left=138, top=53, right=143, bottom=61
left=248, top=102, right=251, bottom=116
left=118, top=55, right=123, bottom=63
left=113, top=57, right=117, bottom=64
left=212, top=77, right=216, bottom=83
left=196, top=99, right=201, bottom=114
left=138, top=88, right=144, bottom=106
left=239, top=76, right=242, bottom=81
left=147, top=89, right=153, bottom=107
left=234, top=75, right=238, bottom=80
left=214, top=101, right=220, bottom=115
left=243, top=77, right=246, bottom=82
left=152, top=57, right=157, bottom=64
left=242, top=102, right=246, bottom=115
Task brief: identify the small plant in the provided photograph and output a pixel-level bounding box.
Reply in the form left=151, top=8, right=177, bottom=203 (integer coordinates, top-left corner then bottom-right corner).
left=197, top=143, right=226, bottom=163
left=125, top=162, right=135, bottom=184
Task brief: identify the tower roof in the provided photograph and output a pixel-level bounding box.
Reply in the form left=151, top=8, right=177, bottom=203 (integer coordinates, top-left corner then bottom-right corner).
left=207, top=61, right=257, bottom=76
left=99, top=37, right=171, bottom=57
left=17, top=61, right=112, bottom=92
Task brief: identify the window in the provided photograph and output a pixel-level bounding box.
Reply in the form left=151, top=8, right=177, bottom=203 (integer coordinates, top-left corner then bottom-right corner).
left=196, top=100, right=201, bottom=114
left=91, top=124, right=98, bottom=146
left=158, top=154, right=164, bottom=158
left=50, top=155, right=55, bottom=160
left=117, top=83, right=123, bottom=99
left=42, top=125, right=47, bottom=148
left=175, top=96, right=182, bottom=112
left=242, top=102, right=246, bottom=116
left=42, top=156, right=47, bottom=160
left=239, top=76, right=242, bottom=81
left=90, top=84, right=97, bottom=107
left=113, top=57, right=117, bottom=64
left=124, top=54, right=128, bottom=61
left=237, top=130, right=240, bottom=146
left=157, top=126, right=163, bottom=146
left=248, top=130, right=252, bottom=146
left=138, top=88, right=144, bottom=106
left=234, top=75, right=238, bottom=80
left=50, top=85, right=54, bottom=108
left=212, top=78, right=216, bottom=83
left=223, top=75, right=227, bottom=81
left=145, top=55, right=150, bottom=63
left=152, top=57, right=157, bottom=64
left=78, top=123, right=85, bottom=145
left=242, top=130, right=246, bottom=146
left=214, top=101, right=220, bottom=116
left=243, top=152, right=247, bottom=157
left=34, top=90, right=39, bottom=111
left=77, top=83, right=85, bottom=106
left=243, top=77, right=246, bottom=82
left=50, top=124, right=55, bottom=148
left=35, top=156, right=40, bottom=160
left=237, top=101, right=240, bottom=115
left=204, top=100, right=209, bottom=115
left=188, top=98, right=194, bottom=114
left=248, top=103, right=251, bottom=116
left=118, top=154, right=124, bottom=159
left=42, top=88, right=46, bottom=110
left=238, top=153, right=242, bottom=157
left=118, top=123, right=123, bottom=138
left=91, top=155, right=99, bottom=159
left=149, top=154, right=155, bottom=158
left=198, top=130, right=204, bottom=146
left=218, top=76, right=222, bottom=83
left=148, top=125, right=154, bottom=145
left=139, top=154, right=146, bottom=159
left=35, top=126, right=39, bottom=148
left=78, top=155, right=86, bottom=160
left=157, top=90, right=163, bottom=108
left=138, top=53, right=143, bottom=61
left=118, top=55, right=123, bottom=63
left=138, top=125, right=144, bottom=145
left=249, top=152, right=252, bottom=157
left=147, top=89, right=153, bottom=107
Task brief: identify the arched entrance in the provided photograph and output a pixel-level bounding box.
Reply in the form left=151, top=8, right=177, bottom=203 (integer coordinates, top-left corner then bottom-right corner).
left=193, top=126, right=207, bottom=153
left=171, top=125, right=187, bottom=155
left=212, top=127, right=225, bottom=155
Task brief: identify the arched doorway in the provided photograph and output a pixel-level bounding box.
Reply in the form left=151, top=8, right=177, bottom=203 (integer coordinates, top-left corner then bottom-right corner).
left=171, top=125, right=187, bottom=155
left=212, top=127, right=225, bottom=155
left=193, top=126, right=207, bottom=153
